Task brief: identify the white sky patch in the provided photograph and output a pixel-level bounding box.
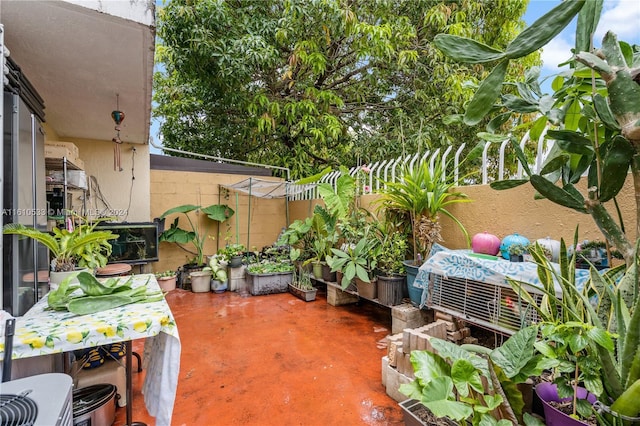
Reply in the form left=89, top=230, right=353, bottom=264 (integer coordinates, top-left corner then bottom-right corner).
left=539, top=36, right=574, bottom=77
left=595, top=0, right=640, bottom=42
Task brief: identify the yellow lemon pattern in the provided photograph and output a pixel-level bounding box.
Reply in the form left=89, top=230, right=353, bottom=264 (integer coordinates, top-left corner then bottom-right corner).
left=2, top=274, right=177, bottom=360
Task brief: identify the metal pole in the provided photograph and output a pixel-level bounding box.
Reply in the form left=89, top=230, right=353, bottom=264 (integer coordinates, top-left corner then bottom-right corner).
left=235, top=192, right=239, bottom=245
left=217, top=185, right=221, bottom=252
left=0, top=24, right=5, bottom=311
left=247, top=178, right=252, bottom=251
left=285, top=182, right=290, bottom=227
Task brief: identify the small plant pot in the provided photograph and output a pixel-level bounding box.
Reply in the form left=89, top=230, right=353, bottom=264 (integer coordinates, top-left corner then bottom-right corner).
left=312, top=262, right=323, bottom=280
left=288, top=284, right=317, bottom=302
left=355, top=277, right=377, bottom=299
left=157, top=275, right=177, bottom=292
left=377, top=274, right=405, bottom=306
left=190, top=271, right=212, bottom=293
left=321, top=262, right=336, bottom=282
left=399, top=400, right=458, bottom=426
left=50, top=268, right=91, bottom=289
left=228, top=255, right=243, bottom=268
left=211, top=279, right=228, bottom=293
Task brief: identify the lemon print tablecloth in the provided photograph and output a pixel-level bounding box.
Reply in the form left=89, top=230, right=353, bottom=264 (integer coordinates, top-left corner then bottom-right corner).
left=0, top=273, right=181, bottom=426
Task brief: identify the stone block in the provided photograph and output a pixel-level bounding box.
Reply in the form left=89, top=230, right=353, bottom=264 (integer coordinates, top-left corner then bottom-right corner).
left=228, top=265, right=246, bottom=279
left=385, top=364, right=413, bottom=403
left=422, top=320, right=447, bottom=340
left=388, top=341, right=402, bottom=367
left=402, top=353, right=415, bottom=379
left=392, top=303, right=424, bottom=322
left=327, top=285, right=358, bottom=306
left=402, top=329, right=411, bottom=349
left=229, top=277, right=247, bottom=292
left=447, top=330, right=464, bottom=341
left=416, top=333, right=427, bottom=351
left=396, top=348, right=405, bottom=375
left=381, top=356, right=389, bottom=387
left=435, top=311, right=456, bottom=323
left=409, top=329, right=420, bottom=353
left=392, top=305, right=433, bottom=334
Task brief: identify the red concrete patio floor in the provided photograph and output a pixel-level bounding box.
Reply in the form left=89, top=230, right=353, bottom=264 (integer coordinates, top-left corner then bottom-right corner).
left=114, top=286, right=405, bottom=425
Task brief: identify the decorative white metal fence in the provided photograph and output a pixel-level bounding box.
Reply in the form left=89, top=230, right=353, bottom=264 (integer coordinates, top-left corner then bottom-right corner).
left=287, top=127, right=554, bottom=201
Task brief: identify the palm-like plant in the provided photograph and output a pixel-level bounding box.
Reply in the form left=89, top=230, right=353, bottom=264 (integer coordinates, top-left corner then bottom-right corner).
left=3, top=217, right=117, bottom=272
left=376, top=158, right=472, bottom=263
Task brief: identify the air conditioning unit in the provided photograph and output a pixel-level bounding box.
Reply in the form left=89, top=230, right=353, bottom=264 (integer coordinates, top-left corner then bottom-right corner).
left=1, top=373, right=73, bottom=426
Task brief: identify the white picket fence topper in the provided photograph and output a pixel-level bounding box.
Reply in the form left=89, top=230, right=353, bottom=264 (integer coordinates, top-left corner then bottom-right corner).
left=287, top=129, right=555, bottom=201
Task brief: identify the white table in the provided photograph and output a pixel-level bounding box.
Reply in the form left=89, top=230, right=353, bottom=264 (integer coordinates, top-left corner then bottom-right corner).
left=0, top=274, right=181, bottom=426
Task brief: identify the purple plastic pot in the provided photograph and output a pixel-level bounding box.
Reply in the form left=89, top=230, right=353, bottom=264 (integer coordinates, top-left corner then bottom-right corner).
left=534, top=382, right=596, bottom=426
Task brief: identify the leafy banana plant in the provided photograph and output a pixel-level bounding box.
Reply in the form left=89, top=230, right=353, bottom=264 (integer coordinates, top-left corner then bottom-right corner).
left=159, top=204, right=235, bottom=266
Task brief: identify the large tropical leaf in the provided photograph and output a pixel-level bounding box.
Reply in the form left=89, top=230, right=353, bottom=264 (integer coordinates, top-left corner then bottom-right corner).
left=201, top=204, right=235, bottom=222
left=159, top=204, right=200, bottom=218
left=3, top=223, right=60, bottom=255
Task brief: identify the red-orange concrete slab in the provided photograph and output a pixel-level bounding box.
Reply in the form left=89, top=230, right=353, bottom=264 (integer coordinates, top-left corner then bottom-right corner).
left=114, top=288, right=404, bottom=425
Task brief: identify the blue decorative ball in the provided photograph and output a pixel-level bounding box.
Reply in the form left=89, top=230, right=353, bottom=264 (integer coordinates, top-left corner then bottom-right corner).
left=500, top=233, right=530, bottom=259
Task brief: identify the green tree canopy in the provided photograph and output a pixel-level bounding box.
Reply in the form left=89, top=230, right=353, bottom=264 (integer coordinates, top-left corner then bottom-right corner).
left=154, top=0, right=538, bottom=178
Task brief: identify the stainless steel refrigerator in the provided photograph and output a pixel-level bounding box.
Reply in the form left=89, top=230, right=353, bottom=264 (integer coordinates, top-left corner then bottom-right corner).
left=3, top=58, right=48, bottom=316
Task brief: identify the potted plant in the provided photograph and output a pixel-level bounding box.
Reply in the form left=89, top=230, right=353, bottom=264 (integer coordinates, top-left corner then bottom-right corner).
left=246, top=259, right=294, bottom=295
left=507, top=241, right=638, bottom=425
left=326, top=237, right=376, bottom=297
left=375, top=157, right=474, bottom=265
left=155, top=270, right=177, bottom=292
left=159, top=203, right=235, bottom=267
left=507, top=242, right=529, bottom=262
left=374, top=157, right=475, bottom=301
left=435, top=2, right=640, bottom=421
left=399, top=325, right=547, bottom=425
left=3, top=215, right=117, bottom=286
left=288, top=267, right=317, bottom=302
left=278, top=217, right=315, bottom=272
left=204, top=255, right=228, bottom=293
left=159, top=203, right=234, bottom=288
left=306, top=231, right=331, bottom=280
left=375, top=231, right=408, bottom=307
left=218, top=243, right=246, bottom=268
